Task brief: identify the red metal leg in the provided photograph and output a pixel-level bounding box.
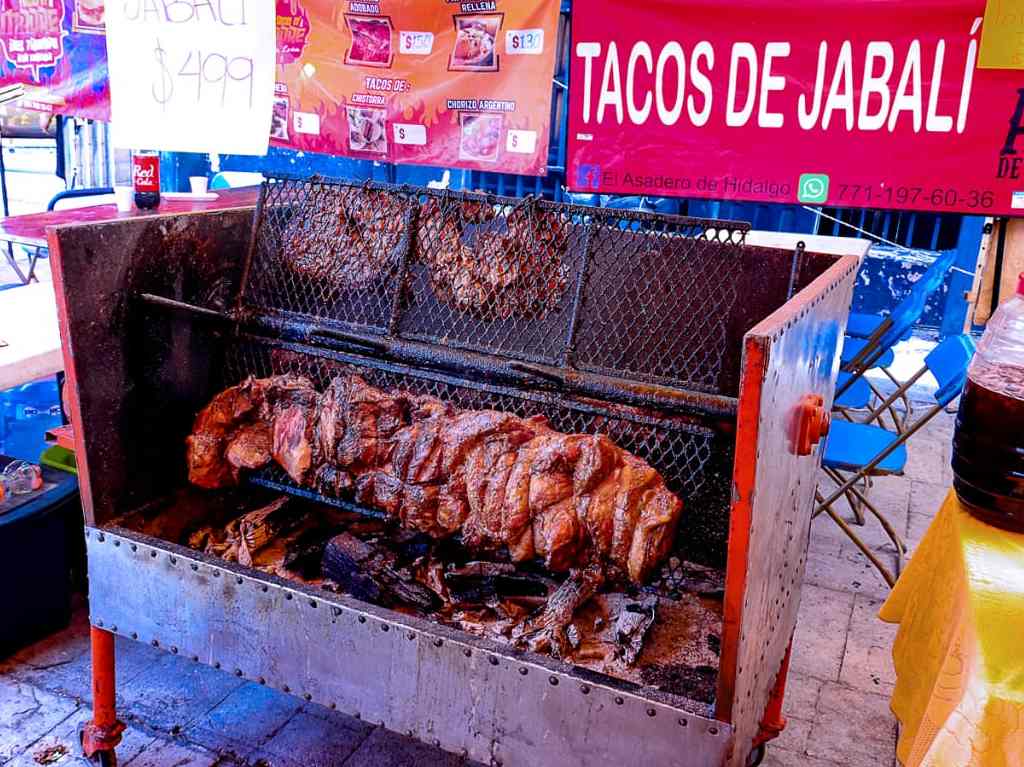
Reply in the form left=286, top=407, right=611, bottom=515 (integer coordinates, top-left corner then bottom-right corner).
left=753, top=639, right=792, bottom=748
left=81, top=627, right=125, bottom=759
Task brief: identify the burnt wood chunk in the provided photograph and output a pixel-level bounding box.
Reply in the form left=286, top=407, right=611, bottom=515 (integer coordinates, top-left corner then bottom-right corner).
left=322, top=533, right=438, bottom=610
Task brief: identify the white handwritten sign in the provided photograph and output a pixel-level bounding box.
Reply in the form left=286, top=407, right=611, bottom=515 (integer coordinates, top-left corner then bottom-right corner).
left=106, top=0, right=275, bottom=155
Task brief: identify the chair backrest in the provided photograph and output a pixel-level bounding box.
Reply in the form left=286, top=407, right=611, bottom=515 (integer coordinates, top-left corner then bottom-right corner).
left=916, top=249, right=958, bottom=296
left=925, top=333, right=976, bottom=406
left=876, top=289, right=929, bottom=351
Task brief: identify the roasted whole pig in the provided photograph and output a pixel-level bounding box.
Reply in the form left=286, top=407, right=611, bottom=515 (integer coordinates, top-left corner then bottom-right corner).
left=187, top=373, right=682, bottom=656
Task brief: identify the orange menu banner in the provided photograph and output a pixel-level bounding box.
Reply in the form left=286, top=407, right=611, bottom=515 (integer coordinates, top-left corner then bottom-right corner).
left=272, top=0, right=561, bottom=176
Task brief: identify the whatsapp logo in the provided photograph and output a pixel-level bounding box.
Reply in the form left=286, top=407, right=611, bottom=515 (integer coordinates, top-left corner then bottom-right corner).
left=798, top=173, right=830, bottom=204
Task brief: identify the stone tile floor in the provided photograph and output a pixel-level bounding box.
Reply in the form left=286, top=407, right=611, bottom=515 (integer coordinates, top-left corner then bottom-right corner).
left=0, top=406, right=955, bottom=767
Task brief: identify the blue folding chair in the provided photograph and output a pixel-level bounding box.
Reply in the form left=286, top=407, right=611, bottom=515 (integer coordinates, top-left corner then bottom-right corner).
left=834, top=288, right=930, bottom=431
left=816, top=334, right=975, bottom=586
left=845, top=249, right=957, bottom=340
left=834, top=250, right=957, bottom=425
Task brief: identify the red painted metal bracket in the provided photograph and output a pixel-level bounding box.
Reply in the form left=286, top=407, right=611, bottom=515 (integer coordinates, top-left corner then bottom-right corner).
left=753, top=640, right=793, bottom=748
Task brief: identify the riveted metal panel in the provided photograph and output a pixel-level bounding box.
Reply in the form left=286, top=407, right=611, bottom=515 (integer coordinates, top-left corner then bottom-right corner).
left=87, top=527, right=733, bottom=767
left=717, top=242, right=863, bottom=766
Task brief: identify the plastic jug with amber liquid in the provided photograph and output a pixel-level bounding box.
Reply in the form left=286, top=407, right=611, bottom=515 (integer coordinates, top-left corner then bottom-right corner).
left=952, top=273, right=1024, bottom=530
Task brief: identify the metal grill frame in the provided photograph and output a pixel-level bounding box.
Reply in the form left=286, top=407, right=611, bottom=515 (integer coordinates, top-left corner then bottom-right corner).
left=48, top=202, right=864, bottom=767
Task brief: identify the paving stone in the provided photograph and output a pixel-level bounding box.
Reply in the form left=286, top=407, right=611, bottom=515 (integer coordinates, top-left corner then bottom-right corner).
left=763, top=745, right=843, bottom=767
left=805, top=682, right=897, bottom=767
left=0, top=678, right=80, bottom=762
left=803, top=548, right=893, bottom=601
left=772, top=716, right=812, bottom=754
left=342, top=726, right=473, bottom=767
left=185, top=681, right=301, bottom=755
left=3, top=705, right=155, bottom=767
left=807, top=510, right=849, bottom=557
left=909, top=480, right=950, bottom=519
left=123, top=738, right=220, bottom=767
left=838, top=595, right=898, bottom=696
left=1, top=607, right=171, bottom=704
left=252, top=708, right=373, bottom=767
left=903, top=436, right=949, bottom=483
left=790, top=585, right=854, bottom=682
left=117, top=651, right=244, bottom=735
left=782, top=672, right=822, bottom=719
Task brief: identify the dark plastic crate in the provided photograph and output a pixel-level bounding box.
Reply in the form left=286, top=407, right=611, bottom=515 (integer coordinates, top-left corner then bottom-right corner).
left=0, top=456, right=80, bottom=657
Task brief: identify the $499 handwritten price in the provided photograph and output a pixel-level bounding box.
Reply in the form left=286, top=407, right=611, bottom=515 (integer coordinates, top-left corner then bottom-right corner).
left=151, top=39, right=254, bottom=110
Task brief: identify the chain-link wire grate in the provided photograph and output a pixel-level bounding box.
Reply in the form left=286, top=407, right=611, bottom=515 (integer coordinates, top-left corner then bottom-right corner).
left=574, top=225, right=741, bottom=392
left=241, top=176, right=749, bottom=395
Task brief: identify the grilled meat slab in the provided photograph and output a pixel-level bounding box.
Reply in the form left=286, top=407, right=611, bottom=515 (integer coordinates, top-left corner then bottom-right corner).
left=187, top=373, right=683, bottom=656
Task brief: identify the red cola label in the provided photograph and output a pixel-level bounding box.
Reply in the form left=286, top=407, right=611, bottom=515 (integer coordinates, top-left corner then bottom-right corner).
left=132, top=154, right=160, bottom=193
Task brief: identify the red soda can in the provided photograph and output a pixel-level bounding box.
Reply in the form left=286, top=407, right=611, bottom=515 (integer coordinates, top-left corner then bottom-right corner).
left=132, top=151, right=161, bottom=210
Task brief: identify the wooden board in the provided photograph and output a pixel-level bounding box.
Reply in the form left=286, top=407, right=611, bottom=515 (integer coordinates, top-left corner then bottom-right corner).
left=0, top=281, right=62, bottom=390
left=969, top=217, right=1024, bottom=327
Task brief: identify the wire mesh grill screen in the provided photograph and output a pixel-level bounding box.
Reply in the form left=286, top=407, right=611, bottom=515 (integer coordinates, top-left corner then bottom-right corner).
left=221, top=339, right=734, bottom=563
left=243, top=177, right=749, bottom=395
left=245, top=179, right=412, bottom=332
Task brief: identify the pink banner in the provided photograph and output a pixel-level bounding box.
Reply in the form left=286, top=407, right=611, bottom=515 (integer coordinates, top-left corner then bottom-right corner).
left=568, top=0, right=1024, bottom=215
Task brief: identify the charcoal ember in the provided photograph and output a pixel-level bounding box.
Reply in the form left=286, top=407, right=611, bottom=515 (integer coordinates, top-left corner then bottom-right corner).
left=492, top=599, right=528, bottom=622
left=345, top=518, right=390, bottom=537
left=444, top=571, right=550, bottom=605
left=613, top=594, right=658, bottom=666
left=393, top=530, right=434, bottom=564
left=414, top=557, right=450, bottom=603
left=322, top=532, right=438, bottom=611
left=187, top=526, right=218, bottom=551
left=449, top=561, right=516, bottom=577
left=566, top=623, right=581, bottom=650
left=235, top=497, right=300, bottom=567
left=282, top=524, right=346, bottom=579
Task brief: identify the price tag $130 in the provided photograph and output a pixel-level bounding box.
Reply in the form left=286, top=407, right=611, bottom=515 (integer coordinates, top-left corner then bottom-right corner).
left=506, top=29, right=543, bottom=55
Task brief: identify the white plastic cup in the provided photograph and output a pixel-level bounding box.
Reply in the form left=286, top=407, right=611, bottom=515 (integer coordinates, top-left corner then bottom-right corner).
left=189, top=176, right=209, bottom=195
left=113, top=185, right=134, bottom=212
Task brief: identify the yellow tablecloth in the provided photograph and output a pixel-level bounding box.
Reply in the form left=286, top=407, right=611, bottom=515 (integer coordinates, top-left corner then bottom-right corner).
left=880, top=491, right=1024, bottom=767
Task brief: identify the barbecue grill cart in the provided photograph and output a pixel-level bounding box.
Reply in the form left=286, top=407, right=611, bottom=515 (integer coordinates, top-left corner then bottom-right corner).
left=49, top=178, right=864, bottom=767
